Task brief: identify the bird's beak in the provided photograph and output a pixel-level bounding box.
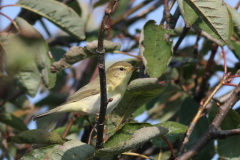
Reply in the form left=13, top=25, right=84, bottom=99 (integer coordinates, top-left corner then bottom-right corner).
left=130, top=66, right=140, bottom=71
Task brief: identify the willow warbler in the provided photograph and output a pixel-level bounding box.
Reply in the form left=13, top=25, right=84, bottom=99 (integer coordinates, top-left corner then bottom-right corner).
left=33, top=61, right=134, bottom=120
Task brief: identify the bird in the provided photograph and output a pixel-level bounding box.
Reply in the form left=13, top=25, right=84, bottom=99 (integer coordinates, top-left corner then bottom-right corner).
left=33, top=61, right=135, bottom=121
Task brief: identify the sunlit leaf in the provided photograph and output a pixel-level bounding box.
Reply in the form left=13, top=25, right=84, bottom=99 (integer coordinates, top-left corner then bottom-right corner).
left=16, top=0, right=85, bottom=39
left=177, top=0, right=198, bottom=27
left=152, top=121, right=187, bottom=148
left=15, top=17, right=56, bottom=89
left=185, top=0, right=233, bottom=43
left=139, top=20, right=173, bottom=78
left=108, top=78, right=167, bottom=136
left=96, top=123, right=168, bottom=157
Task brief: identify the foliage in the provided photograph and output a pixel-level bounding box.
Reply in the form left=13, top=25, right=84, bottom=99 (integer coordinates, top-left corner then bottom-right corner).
left=0, top=0, right=239, bottom=160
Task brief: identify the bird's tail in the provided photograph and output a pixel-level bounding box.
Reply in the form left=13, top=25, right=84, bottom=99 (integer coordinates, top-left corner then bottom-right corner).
left=32, top=106, right=63, bottom=121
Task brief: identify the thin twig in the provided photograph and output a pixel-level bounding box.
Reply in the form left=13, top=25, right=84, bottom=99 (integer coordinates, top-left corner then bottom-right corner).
left=178, top=73, right=230, bottom=155
left=162, top=136, right=175, bottom=160
left=88, top=123, right=97, bottom=145
left=113, top=51, right=141, bottom=59
left=62, top=113, right=81, bottom=138
left=177, top=83, right=240, bottom=159
left=222, top=47, right=227, bottom=75
left=235, top=0, right=240, bottom=9
left=158, top=149, right=162, bottom=160
left=94, top=1, right=118, bottom=158
left=111, top=0, right=152, bottom=26
left=173, top=26, right=190, bottom=54
left=39, top=18, right=51, bottom=37
left=0, top=12, right=20, bottom=32
left=0, top=4, right=16, bottom=10
left=122, top=152, right=153, bottom=160
left=195, top=43, right=218, bottom=102
left=192, top=24, right=223, bottom=46
left=125, top=0, right=164, bottom=27
left=223, top=83, right=238, bottom=87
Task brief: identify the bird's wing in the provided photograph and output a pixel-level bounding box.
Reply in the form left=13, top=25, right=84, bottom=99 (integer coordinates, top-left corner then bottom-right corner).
left=65, top=77, right=108, bottom=104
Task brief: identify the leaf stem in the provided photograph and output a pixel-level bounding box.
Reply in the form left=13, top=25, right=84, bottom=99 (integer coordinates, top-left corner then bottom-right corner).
left=162, top=136, right=175, bottom=159
left=0, top=12, right=20, bottom=32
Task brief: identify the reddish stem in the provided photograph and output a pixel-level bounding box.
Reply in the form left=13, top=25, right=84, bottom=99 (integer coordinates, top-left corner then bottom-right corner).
left=230, top=75, right=240, bottom=78
left=90, top=66, right=99, bottom=82
left=222, top=47, right=227, bottom=75
left=0, top=4, right=16, bottom=10
left=88, top=123, right=97, bottom=145
left=162, top=136, right=175, bottom=159
left=223, top=83, right=238, bottom=87
left=0, top=12, right=20, bottom=32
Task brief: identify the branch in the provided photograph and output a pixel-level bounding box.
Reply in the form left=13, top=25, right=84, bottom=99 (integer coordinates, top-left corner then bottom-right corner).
left=111, top=0, right=152, bottom=26
left=178, top=73, right=230, bottom=155
left=192, top=24, right=223, bottom=46
left=125, top=0, right=164, bottom=27
left=235, top=0, right=240, bottom=9
left=222, top=47, right=227, bottom=75
left=173, top=26, right=190, bottom=54
left=94, top=0, right=118, bottom=158
left=177, top=83, right=240, bottom=159
left=195, top=43, right=218, bottom=101
left=0, top=12, right=20, bottom=32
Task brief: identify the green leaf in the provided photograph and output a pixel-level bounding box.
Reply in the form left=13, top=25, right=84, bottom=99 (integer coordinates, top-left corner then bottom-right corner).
left=16, top=0, right=85, bottom=39
left=177, top=0, right=198, bottom=27
left=228, top=40, right=240, bottom=60
left=209, top=107, right=240, bottom=159
left=15, top=17, right=56, bottom=89
left=0, top=32, right=41, bottom=97
left=53, top=125, right=79, bottom=137
left=14, top=61, right=41, bottom=97
left=50, top=47, right=66, bottom=62
left=227, top=5, right=240, bottom=38
left=185, top=0, right=233, bottom=43
left=0, top=112, right=28, bottom=131
left=179, top=97, right=215, bottom=160
left=8, top=129, right=64, bottom=144
left=193, top=17, right=224, bottom=46
left=139, top=20, right=173, bottom=78
left=67, top=0, right=82, bottom=16
left=51, top=40, right=121, bottom=72
left=96, top=122, right=168, bottom=157
left=108, top=78, right=167, bottom=136
left=152, top=121, right=187, bottom=148
left=22, top=140, right=94, bottom=160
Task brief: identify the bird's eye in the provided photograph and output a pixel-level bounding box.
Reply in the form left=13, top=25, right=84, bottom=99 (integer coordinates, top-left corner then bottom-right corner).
left=119, top=67, right=124, bottom=71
